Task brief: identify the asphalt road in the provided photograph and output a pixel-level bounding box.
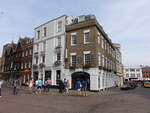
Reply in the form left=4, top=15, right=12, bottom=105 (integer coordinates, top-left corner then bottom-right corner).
left=0, top=87, right=150, bottom=113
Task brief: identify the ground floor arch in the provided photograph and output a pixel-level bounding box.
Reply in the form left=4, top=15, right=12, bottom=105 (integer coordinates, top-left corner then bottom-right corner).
left=71, top=71, right=90, bottom=90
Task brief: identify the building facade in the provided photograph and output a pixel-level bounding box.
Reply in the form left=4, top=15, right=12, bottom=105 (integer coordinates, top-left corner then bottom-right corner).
left=14, top=38, right=33, bottom=83
left=32, top=15, right=72, bottom=85
left=64, top=15, right=118, bottom=91
left=142, top=66, right=150, bottom=80
left=0, top=57, right=2, bottom=72
left=3, top=42, right=17, bottom=79
left=3, top=37, right=33, bottom=82
left=113, top=43, right=124, bottom=87
left=124, top=66, right=143, bottom=81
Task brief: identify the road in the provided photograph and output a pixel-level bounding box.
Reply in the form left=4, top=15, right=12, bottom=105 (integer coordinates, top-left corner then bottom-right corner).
left=0, top=87, right=150, bottom=113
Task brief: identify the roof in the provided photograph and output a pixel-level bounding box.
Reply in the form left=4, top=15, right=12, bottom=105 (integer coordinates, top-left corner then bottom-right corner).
left=35, top=15, right=67, bottom=30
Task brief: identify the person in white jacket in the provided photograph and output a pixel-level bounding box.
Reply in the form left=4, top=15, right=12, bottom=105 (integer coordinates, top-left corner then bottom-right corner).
left=0, top=79, right=4, bottom=98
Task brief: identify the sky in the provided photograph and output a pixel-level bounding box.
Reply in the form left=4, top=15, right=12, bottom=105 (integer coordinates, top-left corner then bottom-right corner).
left=0, top=0, right=150, bottom=66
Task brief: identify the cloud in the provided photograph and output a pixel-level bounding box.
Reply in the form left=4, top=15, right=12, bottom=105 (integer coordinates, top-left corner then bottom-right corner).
left=0, top=0, right=150, bottom=66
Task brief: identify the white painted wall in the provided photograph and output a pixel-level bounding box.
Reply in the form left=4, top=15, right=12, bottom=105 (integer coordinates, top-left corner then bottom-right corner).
left=124, top=66, right=143, bottom=80
left=32, top=15, right=73, bottom=85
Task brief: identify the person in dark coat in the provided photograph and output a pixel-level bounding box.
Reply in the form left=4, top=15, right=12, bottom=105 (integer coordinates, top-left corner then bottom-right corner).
left=58, top=80, right=65, bottom=93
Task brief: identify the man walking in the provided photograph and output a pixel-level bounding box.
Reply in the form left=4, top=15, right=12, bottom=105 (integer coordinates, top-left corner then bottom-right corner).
left=81, top=79, right=87, bottom=96
left=13, top=79, right=18, bottom=95
left=0, top=79, right=4, bottom=98
left=75, top=80, right=81, bottom=96
left=37, top=78, right=43, bottom=94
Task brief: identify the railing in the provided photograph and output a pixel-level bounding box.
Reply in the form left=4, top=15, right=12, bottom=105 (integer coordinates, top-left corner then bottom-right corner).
left=33, top=64, right=38, bottom=69
left=53, top=60, right=61, bottom=67
left=55, top=45, right=62, bottom=53
left=39, top=63, right=45, bottom=68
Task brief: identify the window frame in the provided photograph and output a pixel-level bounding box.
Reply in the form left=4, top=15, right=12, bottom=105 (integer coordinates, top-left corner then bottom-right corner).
left=71, top=32, right=77, bottom=46
left=83, top=30, right=90, bottom=44
left=83, top=51, right=91, bottom=65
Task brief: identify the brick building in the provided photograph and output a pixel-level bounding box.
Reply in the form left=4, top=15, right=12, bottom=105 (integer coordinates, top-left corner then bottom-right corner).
left=3, top=37, right=33, bottom=83
left=64, top=15, right=120, bottom=91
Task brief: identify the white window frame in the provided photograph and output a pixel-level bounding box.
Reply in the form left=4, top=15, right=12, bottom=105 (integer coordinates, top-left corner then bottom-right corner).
left=28, top=62, right=31, bottom=68
left=83, top=51, right=91, bottom=64
left=101, top=37, right=104, bottom=48
left=71, top=32, right=77, bottom=46
left=57, top=21, right=62, bottom=32
left=70, top=53, right=76, bottom=66
left=43, top=27, right=47, bottom=37
left=98, top=52, right=101, bottom=66
left=21, top=63, right=23, bottom=69
left=57, top=36, right=61, bottom=46
left=83, top=30, right=90, bottom=44
left=37, top=30, right=40, bottom=39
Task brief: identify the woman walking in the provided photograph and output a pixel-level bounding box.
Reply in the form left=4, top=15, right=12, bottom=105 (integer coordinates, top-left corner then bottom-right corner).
left=28, top=79, right=34, bottom=94
left=13, top=80, right=18, bottom=95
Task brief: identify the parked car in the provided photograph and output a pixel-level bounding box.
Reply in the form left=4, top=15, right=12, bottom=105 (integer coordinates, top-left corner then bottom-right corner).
left=120, top=81, right=137, bottom=90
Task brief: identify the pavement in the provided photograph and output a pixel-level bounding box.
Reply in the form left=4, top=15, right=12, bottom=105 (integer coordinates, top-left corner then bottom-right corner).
left=0, top=86, right=150, bottom=113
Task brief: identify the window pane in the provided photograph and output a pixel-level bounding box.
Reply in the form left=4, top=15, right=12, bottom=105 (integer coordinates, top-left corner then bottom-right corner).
left=58, top=21, right=62, bottom=32
left=71, top=35, right=76, bottom=45
left=85, top=54, right=91, bottom=64
left=57, top=53, right=61, bottom=61
left=58, top=36, right=61, bottom=46
left=44, top=27, right=47, bottom=37
left=72, top=55, right=76, bottom=66
left=84, top=32, right=90, bottom=43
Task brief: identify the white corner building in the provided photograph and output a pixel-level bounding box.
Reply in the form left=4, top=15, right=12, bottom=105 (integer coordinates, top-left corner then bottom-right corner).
left=124, top=66, right=143, bottom=81
left=32, top=15, right=73, bottom=85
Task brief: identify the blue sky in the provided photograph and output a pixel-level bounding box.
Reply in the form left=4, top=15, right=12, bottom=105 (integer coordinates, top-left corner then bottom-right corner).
left=0, top=0, right=150, bottom=66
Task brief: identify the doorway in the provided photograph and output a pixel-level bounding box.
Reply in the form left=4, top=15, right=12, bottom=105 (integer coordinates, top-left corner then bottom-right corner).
left=71, top=71, right=90, bottom=90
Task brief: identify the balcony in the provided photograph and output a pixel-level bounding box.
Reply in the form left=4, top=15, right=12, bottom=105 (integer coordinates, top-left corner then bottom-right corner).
left=53, top=60, right=62, bottom=67
left=34, top=52, right=38, bottom=56
left=33, top=64, right=38, bottom=69
left=39, top=63, right=45, bottom=68
left=40, top=51, right=45, bottom=55
left=55, top=45, right=62, bottom=53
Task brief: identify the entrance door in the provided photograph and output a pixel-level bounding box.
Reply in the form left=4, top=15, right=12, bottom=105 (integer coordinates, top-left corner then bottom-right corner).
left=45, top=71, right=51, bottom=80
left=56, top=70, right=61, bottom=85
left=72, top=72, right=90, bottom=90
left=34, top=72, right=38, bottom=80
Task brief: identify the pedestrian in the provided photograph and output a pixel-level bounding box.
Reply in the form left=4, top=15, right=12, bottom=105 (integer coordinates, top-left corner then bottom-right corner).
left=37, top=78, right=43, bottom=94
left=81, top=79, right=87, bottom=96
left=28, top=79, right=34, bottom=94
left=13, top=80, right=18, bottom=95
left=35, top=79, right=38, bottom=94
left=65, top=80, right=70, bottom=93
left=63, top=78, right=67, bottom=93
left=75, top=80, right=81, bottom=96
left=0, top=79, right=4, bottom=98
left=47, top=78, right=52, bottom=92
left=58, top=80, right=65, bottom=93
left=43, top=80, right=48, bottom=93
